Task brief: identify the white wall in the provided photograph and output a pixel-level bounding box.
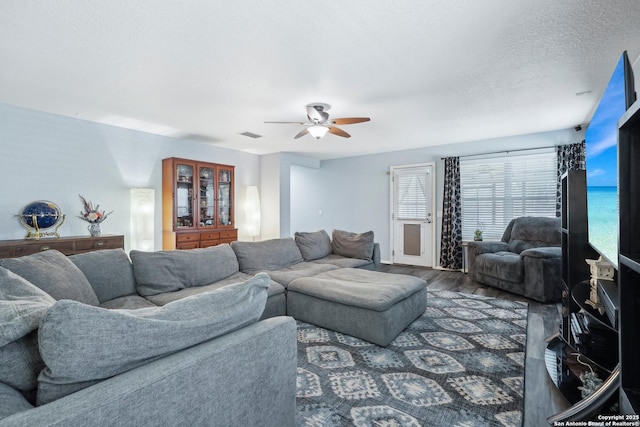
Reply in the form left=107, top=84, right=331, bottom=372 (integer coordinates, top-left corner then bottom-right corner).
left=290, top=128, right=584, bottom=264
left=0, top=103, right=261, bottom=250
left=260, top=153, right=319, bottom=239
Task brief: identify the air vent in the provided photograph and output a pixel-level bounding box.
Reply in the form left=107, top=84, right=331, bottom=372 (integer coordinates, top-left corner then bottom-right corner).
left=239, top=131, right=262, bottom=139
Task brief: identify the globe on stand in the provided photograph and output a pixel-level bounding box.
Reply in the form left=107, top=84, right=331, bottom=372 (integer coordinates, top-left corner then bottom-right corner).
left=17, top=201, right=65, bottom=239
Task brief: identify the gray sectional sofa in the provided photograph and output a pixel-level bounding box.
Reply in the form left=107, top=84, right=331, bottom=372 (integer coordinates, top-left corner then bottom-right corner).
left=0, top=229, right=418, bottom=427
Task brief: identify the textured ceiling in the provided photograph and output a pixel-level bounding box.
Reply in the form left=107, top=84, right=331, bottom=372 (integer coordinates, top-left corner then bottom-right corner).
left=2, top=1, right=640, bottom=160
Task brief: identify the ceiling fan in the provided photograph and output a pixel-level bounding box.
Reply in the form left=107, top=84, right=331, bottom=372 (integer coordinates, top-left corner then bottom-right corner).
left=265, top=103, right=370, bottom=139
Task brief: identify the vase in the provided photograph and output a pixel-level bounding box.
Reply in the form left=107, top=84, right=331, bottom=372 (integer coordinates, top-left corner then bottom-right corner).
left=88, top=223, right=101, bottom=237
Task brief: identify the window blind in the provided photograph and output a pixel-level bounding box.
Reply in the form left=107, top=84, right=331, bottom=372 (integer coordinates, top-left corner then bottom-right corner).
left=460, top=150, right=557, bottom=240
left=395, top=168, right=432, bottom=221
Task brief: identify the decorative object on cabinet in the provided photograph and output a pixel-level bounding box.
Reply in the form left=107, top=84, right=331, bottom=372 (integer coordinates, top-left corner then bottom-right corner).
left=473, top=227, right=482, bottom=241
left=0, top=235, right=124, bottom=259
left=77, top=195, right=113, bottom=237
left=578, top=366, right=604, bottom=400
left=584, top=256, right=615, bottom=313
left=17, top=200, right=66, bottom=239
left=162, top=157, right=237, bottom=250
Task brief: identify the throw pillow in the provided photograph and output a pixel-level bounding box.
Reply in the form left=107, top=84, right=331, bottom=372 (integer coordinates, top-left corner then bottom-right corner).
left=0, top=250, right=99, bottom=306
left=294, top=230, right=332, bottom=261
left=130, top=244, right=240, bottom=297
left=0, top=267, right=55, bottom=392
left=231, top=238, right=303, bottom=273
left=37, top=272, right=270, bottom=405
left=69, top=248, right=137, bottom=303
left=331, top=229, right=375, bottom=261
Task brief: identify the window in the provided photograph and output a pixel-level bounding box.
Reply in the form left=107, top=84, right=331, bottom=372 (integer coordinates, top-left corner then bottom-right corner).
left=394, top=167, right=432, bottom=221
left=460, top=149, right=557, bottom=240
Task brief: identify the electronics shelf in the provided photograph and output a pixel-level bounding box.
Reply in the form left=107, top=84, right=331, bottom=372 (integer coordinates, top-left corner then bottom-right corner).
left=547, top=170, right=619, bottom=423
left=617, top=99, right=640, bottom=415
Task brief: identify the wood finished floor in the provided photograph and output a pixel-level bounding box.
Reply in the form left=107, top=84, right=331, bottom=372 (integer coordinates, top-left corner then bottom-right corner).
left=379, top=263, right=570, bottom=427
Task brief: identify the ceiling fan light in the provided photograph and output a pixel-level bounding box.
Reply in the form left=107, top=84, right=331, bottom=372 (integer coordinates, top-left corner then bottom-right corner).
left=308, top=125, right=329, bottom=139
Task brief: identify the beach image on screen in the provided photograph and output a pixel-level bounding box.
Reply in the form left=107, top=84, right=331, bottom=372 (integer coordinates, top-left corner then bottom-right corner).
left=585, top=56, right=625, bottom=266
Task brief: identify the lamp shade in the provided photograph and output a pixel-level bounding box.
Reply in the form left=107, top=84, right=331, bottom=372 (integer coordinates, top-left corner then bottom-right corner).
left=308, top=125, right=329, bottom=139
left=245, top=186, right=261, bottom=238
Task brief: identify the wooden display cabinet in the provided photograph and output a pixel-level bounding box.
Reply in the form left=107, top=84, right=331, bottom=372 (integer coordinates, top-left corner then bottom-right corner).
left=162, top=157, right=237, bottom=250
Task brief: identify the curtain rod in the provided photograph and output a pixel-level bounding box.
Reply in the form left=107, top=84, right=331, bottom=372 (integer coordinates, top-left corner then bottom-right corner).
left=440, top=145, right=557, bottom=160
left=440, top=140, right=584, bottom=160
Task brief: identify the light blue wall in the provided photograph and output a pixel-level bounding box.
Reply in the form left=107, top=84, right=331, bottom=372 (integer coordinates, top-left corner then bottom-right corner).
left=289, top=128, right=583, bottom=263
left=1, top=101, right=583, bottom=261
left=0, top=103, right=261, bottom=249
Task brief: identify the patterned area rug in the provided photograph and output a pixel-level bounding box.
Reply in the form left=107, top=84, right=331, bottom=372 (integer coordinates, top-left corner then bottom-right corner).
left=295, top=290, right=528, bottom=427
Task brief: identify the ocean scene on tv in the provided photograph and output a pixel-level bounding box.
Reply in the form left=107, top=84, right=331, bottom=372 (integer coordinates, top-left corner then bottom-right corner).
left=585, top=55, right=625, bottom=266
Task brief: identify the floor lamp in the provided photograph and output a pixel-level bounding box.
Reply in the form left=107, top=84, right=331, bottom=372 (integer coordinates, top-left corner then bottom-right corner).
left=130, top=188, right=155, bottom=251
left=245, top=186, right=261, bottom=241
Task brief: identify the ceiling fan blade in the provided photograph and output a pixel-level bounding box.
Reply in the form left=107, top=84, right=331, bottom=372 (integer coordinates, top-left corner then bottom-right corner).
left=328, top=126, right=351, bottom=138
left=330, top=117, right=371, bottom=125
left=265, top=121, right=310, bottom=125
left=294, top=128, right=310, bottom=139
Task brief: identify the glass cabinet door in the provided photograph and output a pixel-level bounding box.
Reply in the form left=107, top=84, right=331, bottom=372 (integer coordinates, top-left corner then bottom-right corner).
left=198, top=166, right=215, bottom=227
left=218, top=167, right=233, bottom=226
left=175, top=163, right=194, bottom=228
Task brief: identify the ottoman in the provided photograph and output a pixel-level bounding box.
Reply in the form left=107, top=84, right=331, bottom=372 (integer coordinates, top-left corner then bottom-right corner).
left=287, top=268, right=427, bottom=346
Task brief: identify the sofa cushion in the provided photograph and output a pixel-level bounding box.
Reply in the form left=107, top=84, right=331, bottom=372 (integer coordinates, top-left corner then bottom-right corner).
left=0, top=250, right=99, bottom=306
left=265, top=262, right=339, bottom=287
left=288, top=268, right=426, bottom=311
left=475, top=251, right=524, bottom=283
left=294, top=230, right=332, bottom=261
left=507, top=216, right=561, bottom=254
left=311, top=254, right=373, bottom=269
left=232, top=238, right=303, bottom=273
left=37, top=272, right=270, bottom=405
left=0, top=332, right=42, bottom=395
left=0, top=381, right=34, bottom=420
left=69, top=248, right=137, bottom=303
left=331, top=229, right=375, bottom=261
left=144, top=271, right=274, bottom=305
left=0, top=268, right=56, bottom=346
left=0, top=268, right=55, bottom=392
left=99, top=295, right=159, bottom=310
left=130, top=244, right=239, bottom=297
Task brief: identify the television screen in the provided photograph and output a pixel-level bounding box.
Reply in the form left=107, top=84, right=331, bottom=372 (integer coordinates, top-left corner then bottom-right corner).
left=585, top=53, right=631, bottom=267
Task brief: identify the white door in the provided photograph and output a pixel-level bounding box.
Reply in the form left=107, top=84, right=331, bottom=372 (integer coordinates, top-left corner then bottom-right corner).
left=391, top=164, right=435, bottom=267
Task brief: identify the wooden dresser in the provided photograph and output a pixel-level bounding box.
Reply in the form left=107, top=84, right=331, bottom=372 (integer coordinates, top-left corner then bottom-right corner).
left=0, top=235, right=124, bottom=259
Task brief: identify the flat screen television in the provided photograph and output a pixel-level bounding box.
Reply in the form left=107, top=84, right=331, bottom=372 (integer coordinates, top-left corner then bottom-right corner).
left=585, top=51, right=636, bottom=267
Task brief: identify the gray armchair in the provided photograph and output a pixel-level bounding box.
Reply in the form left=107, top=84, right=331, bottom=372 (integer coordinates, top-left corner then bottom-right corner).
left=467, top=216, right=563, bottom=303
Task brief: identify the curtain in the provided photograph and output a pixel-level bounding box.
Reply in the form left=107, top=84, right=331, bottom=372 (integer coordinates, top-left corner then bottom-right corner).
left=439, top=157, right=462, bottom=270
left=556, top=141, right=586, bottom=216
